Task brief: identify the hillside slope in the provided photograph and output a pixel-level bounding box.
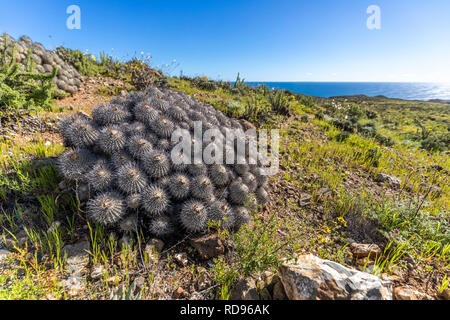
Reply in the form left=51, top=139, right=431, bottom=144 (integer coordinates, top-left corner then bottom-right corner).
left=0, top=41, right=448, bottom=300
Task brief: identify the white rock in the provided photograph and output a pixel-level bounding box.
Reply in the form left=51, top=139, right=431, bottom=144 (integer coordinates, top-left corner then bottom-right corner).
left=0, top=249, right=11, bottom=262
left=63, top=241, right=90, bottom=276
left=279, top=254, right=393, bottom=300
left=394, top=286, right=434, bottom=300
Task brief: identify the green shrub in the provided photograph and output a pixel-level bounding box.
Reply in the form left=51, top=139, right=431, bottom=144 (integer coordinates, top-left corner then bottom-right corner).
left=242, top=95, right=269, bottom=124
left=1, top=34, right=57, bottom=118
left=366, top=110, right=377, bottom=119
left=365, top=147, right=381, bottom=167
left=369, top=201, right=449, bottom=252
left=298, top=95, right=316, bottom=109
left=128, top=58, right=161, bottom=90
left=332, top=118, right=355, bottom=133
left=315, top=111, right=324, bottom=120
left=336, top=131, right=350, bottom=142
left=357, top=122, right=377, bottom=137
left=267, top=90, right=291, bottom=115
left=421, top=136, right=445, bottom=152
left=374, top=133, right=394, bottom=146
left=56, top=46, right=101, bottom=77
left=347, top=103, right=364, bottom=119
left=226, top=101, right=245, bottom=117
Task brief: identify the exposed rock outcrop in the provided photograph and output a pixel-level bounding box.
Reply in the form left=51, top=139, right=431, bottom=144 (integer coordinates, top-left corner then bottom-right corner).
left=279, top=254, right=393, bottom=300
left=0, top=34, right=83, bottom=94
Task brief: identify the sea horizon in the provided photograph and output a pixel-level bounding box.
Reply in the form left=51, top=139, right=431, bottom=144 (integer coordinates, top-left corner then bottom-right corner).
left=242, top=81, right=450, bottom=101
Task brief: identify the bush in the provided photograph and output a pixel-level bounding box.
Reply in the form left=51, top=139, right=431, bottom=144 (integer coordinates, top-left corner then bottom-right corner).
left=212, top=214, right=297, bottom=299
left=298, top=95, right=316, bottom=109
left=366, top=110, right=377, bottom=119
left=332, top=118, right=355, bottom=133
left=365, top=147, right=381, bottom=167
left=226, top=101, right=245, bottom=117
left=347, top=103, right=364, bottom=119
left=1, top=35, right=58, bottom=118
left=315, top=112, right=324, bottom=120
left=369, top=200, right=449, bottom=252
left=56, top=46, right=101, bottom=77
left=242, top=95, right=269, bottom=125
left=357, top=122, right=377, bottom=137
left=266, top=90, right=291, bottom=115
left=421, top=136, right=445, bottom=152
left=374, top=133, right=394, bottom=147
left=336, top=131, right=350, bottom=142
left=128, top=58, right=162, bottom=90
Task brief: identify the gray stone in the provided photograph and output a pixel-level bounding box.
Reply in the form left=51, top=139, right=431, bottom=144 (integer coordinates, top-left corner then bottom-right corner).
left=272, top=278, right=288, bottom=300
left=350, top=243, right=382, bottom=259
left=229, top=278, right=260, bottom=300
left=145, top=238, right=165, bottom=254
left=90, top=265, right=104, bottom=280
left=132, top=276, right=146, bottom=291
left=0, top=33, right=82, bottom=94
left=393, top=286, right=434, bottom=300
left=279, top=254, right=393, bottom=300
left=63, top=275, right=85, bottom=297
left=63, top=241, right=90, bottom=276
left=376, top=173, right=401, bottom=188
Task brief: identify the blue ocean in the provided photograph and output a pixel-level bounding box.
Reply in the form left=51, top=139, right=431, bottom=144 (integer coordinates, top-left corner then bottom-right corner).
left=245, top=82, right=450, bottom=101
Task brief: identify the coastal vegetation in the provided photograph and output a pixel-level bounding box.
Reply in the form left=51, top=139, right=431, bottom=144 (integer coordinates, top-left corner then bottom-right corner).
left=0, top=40, right=448, bottom=300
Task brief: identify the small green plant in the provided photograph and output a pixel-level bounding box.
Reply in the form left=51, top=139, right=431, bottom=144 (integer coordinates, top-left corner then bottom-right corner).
left=1, top=33, right=58, bottom=118
left=364, top=240, right=409, bottom=275
left=55, top=46, right=101, bottom=77
left=365, top=147, right=381, bottom=167
left=128, top=58, right=161, bottom=90
left=242, top=95, right=269, bottom=124
left=438, top=274, right=448, bottom=294
left=211, top=256, right=238, bottom=300
left=298, top=95, right=316, bottom=109
left=233, top=73, right=246, bottom=89
left=266, top=89, right=291, bottom=115
left=336, top=131, right=350, bottom=142
left=421, top=136, right=446, bottom=152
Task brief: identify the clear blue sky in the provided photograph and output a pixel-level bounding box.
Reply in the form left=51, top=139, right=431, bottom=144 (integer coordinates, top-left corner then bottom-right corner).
left=1, top=0, right=449, bottom=82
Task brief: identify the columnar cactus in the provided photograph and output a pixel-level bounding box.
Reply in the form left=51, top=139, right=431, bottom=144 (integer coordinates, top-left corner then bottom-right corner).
left=57, top=86, right=271, bottom=238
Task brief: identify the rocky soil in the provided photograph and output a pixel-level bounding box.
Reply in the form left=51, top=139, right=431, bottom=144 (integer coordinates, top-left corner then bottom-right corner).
left=0, top=67, right=447, bottom=301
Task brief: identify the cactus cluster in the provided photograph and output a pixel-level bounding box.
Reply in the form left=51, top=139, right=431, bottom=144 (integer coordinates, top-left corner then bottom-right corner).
left=57, top=86, right=270, bottom=238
